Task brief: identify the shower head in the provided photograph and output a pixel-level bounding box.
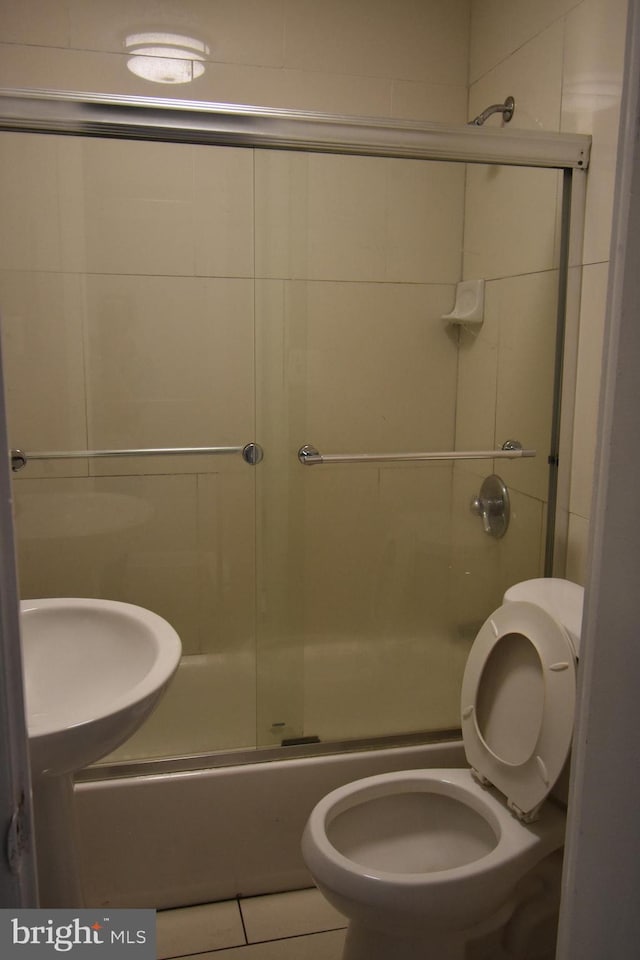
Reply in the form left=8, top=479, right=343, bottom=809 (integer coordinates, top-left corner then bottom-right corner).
left=468, top=96, right=515, bottom=127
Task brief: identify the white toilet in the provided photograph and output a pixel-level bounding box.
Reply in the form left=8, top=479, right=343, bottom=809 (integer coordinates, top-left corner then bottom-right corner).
left=302, top=578, right=583, bottom=960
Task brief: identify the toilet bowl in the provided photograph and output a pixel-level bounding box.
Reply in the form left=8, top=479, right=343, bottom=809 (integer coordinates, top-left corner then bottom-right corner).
left=302, top=579, right=583, bottom=960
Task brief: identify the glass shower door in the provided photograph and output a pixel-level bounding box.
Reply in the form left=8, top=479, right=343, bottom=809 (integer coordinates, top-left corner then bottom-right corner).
left=0, top=123, right=565, bottom=764
left=253, top=149, right=563, bottom=748
left=1, top=130, right=260, bottom=759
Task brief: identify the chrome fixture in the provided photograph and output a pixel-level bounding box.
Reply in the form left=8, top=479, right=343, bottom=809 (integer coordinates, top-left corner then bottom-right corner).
left=10, top=450, right=27, bottom=472
left=470, top=474, right=510, bottom=538
left=501, top=439, right=526, bottom=454
left=0, top=90, right=590, bottom=170
left=298, top=441, right=535, bottom=466
left=10, top=443, right=264, bottom=472
left=241, top=443, right=264, bottom=465
left=469, top=96, right=516, bottom=127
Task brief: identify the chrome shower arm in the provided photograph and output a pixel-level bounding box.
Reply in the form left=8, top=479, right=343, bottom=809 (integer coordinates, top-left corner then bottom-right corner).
left=469, top=96, right=515, bottom=127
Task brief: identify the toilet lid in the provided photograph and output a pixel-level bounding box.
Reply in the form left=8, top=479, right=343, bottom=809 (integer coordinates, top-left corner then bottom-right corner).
left=461, top=600, right=576, bottom=819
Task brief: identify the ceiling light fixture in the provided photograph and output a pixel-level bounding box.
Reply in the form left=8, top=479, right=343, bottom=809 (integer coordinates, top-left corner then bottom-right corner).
left=125, top=32, right=210, bottom=84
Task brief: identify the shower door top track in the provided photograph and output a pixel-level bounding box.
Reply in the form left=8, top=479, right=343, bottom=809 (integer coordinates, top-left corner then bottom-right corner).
left=0, top=88, right=590, bottom=169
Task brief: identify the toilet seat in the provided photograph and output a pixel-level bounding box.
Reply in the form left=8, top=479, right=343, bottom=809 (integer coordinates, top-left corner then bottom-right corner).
left=461, top=600, right=576, bottom=821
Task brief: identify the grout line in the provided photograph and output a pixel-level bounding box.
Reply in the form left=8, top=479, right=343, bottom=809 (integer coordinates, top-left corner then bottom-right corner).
left=237, top=897, right=249, bottom=946
left=164, top=925, right=347, bottom=958
left=246, top=925, right=348, bottom=945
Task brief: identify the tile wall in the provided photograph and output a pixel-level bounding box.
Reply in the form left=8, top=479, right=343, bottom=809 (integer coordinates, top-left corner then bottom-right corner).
left=0, top=0, right=473, bottom=753
left=452, top=106, right=564, bottom=616
left=1, top=132, right=260, bottom=755
left=0, top=0, right=470, bottom=122
left=0, top=0, right=628, bottom=760
left=467, top=0, right=629, bottom=583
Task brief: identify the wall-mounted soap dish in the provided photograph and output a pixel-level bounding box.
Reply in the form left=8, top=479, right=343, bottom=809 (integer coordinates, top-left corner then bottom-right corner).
left=442, top=279, right=485, bottom=326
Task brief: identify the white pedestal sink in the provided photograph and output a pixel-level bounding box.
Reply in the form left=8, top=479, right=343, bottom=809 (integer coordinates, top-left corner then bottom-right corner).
left=20, top=597, right=182, bottom=907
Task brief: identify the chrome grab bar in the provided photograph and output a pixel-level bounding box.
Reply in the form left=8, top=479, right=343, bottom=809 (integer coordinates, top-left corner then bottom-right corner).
left=298, top=440, right=535, bottom=466
left=10, top=443, right=264, bottom=471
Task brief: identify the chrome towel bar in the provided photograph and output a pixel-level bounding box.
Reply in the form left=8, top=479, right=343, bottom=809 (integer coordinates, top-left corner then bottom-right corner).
left=298, top=441, right=535, bottom=466
left=10, top=443, right=264, bottom=471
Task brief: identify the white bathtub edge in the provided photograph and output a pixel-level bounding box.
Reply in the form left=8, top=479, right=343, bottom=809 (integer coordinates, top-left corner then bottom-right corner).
left=75, top=739, right=465, bottom=909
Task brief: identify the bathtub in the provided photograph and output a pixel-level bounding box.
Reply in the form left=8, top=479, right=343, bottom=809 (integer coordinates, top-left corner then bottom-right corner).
left=98, top=652, right=258, bottom=762
left=100, top=641, right=464, bottom=764
left=75, top=739, right=465, bottom=909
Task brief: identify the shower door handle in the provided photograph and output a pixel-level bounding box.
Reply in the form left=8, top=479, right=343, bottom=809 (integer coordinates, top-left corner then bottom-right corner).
left=10, top=443, right=264, bottom=471
left=298, top=440, right=535, bottom=465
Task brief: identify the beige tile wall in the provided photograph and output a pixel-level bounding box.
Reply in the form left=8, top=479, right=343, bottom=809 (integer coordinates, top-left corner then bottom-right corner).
left=0, top=127, right=257, bottom=655
left=254, top=152, right=465, bottom=284
left=83, top=275, right=255, bottom=468
left=0, top=1, right=472, bottom=752
left=455, top=153, right=562, bottom=618
left=456, top=268, right=560, bottom=502
left=0, top=133, right=260, bottom=722
left=0, top=0, right=470, bottom=122
left=0, top=267, right=88, bottom=480
left=0, top=0, right=626, bottom=759
left=252, top=159, right=464, bottom=743
left=468, top=0, right=629, bottom=584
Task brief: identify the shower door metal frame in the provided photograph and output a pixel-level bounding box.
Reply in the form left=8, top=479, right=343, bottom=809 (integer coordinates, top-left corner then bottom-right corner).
left=0, top=88, right=590, bottom=168
left=0, top=87, right=589, bottom=777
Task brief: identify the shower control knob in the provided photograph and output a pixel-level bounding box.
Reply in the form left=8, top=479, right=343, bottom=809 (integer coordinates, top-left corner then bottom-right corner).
left=470, top=496, right=491, bottom=533
left=470, top=474, right=510, bottom=539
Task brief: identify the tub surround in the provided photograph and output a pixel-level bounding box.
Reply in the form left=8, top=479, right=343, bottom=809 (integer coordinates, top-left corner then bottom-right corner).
left=75, top=741, right=464, bottom=909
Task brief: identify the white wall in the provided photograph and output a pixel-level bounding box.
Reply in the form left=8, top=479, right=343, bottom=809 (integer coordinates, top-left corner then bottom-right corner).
left=558, top=2, right=640, bottom=952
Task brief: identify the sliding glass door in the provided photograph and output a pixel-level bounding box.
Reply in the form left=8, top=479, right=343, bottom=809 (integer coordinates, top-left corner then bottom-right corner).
left=0, top=126, right=564, bottom=764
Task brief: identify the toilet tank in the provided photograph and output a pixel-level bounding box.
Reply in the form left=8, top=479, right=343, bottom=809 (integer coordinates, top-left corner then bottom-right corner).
left=503, top=578, right=583, bottom=657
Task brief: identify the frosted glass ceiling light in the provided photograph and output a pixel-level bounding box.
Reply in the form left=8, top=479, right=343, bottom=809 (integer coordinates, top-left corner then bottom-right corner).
left=125, top=32, right=209, bottom=84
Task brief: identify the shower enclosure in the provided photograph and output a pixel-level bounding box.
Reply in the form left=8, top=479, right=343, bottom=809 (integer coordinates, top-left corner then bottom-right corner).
left=0, top=90, right=588, bottom=775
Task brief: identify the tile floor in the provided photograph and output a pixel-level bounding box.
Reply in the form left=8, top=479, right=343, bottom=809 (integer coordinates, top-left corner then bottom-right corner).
left=157, top=887, right=347, bottom=959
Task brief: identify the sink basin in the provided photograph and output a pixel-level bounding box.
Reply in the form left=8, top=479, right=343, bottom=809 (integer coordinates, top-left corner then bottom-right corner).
left=21, top=597, right=182, bottom=780
left=21, top=597, right=182, bottom=907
